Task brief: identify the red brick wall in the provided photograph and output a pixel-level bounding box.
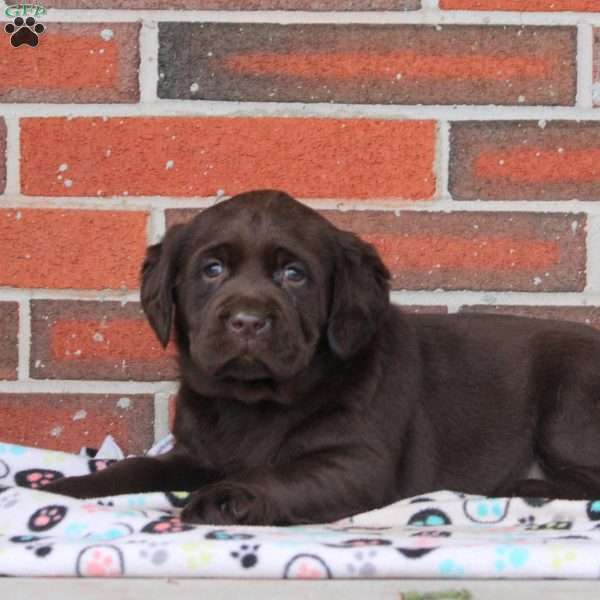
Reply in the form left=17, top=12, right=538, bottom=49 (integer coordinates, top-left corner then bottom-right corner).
left=1, top=1, right=600, bottom=453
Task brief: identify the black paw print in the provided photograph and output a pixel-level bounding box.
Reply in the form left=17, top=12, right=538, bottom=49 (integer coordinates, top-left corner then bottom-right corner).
left=28, top=505, right=68, bottom=532
left=141, top=515, right=194, bottom=535
left=10, top=535, right=54, bottom=558
left=14, top=469, right=64, bottom=490
left=518, top=515, right=536, bottom=528
left=231, top=544, right=259, bottom=569
left=4, top=16, right=45, bottom=48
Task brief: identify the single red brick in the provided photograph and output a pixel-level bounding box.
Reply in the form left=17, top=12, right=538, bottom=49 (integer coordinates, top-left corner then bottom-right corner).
left=0, top=209, right=148, bottom=290
left=43, top=1, right=418, bottom=8
left=0, top=303, right=18, bottom=380
left=31, top=301, right=177, bottom=381
left=460, top=305, right=600, bottom=330
left=450, top=121, right=600, bottom=201
left=21, top=117, right=436, bottom=201
left=441, top=0, right=600, bottom=10
left=158, top=23, right=575, bottom=106
left=0, top=394, right=154, bottom=454
left=0, top=24, right=139, bottom=103
left=325, top=211, right=586, bottom=291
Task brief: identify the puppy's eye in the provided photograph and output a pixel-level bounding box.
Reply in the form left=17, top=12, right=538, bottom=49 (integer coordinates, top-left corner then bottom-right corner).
left=203, top=260, right=224, bottom=279
left=282, top=264, right=306, bottom=283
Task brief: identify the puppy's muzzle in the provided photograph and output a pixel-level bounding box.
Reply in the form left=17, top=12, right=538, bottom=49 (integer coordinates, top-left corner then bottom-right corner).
left=226, top=311, right=272, bottom=339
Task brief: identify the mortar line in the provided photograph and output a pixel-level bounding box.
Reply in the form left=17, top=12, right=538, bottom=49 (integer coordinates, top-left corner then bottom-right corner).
left=153, top=392, right=172, bottom=443
left=17, top=298, right=31, bottom=381
left=435, top=120, right=450, bottom=201
left=4, top=196, right=600, bottom=214
left=577, top=23, right=594, bottom=109
left=35, top=8, right=600, bottom=26
left=139, top=18, right=159, bottom=105
left=6, top=102, right=600, bottom=120
left=0, top=380, right=179, bottom=394
left=3, top=116, right=19, bottom=195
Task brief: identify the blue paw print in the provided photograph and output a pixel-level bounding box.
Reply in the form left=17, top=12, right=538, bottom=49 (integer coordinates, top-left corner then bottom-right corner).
left=65, top=522, right=88, bottom=538
left=439, top=559, right=465, bottom=577
left=0, top=444, right=26, bottom=456
left=495, top=545, right=529, bottom=572
left=463, top=498, right=508, bottom=523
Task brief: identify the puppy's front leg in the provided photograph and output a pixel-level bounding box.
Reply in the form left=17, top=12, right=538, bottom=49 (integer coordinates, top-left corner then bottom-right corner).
left=43, top=451, right=222, bottom=499
left=181, top=452, right=388, bottom=526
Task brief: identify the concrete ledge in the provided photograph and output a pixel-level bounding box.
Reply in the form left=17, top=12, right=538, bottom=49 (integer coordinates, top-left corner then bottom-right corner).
left=2, top=578, right=600, bottom=600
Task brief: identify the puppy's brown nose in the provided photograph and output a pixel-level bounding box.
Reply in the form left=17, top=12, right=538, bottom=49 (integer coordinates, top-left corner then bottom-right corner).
left=227, top=312, right=271, bottom=337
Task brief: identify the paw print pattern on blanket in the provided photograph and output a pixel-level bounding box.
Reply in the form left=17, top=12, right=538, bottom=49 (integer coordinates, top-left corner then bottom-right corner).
left=14, top=469, right=64, bottom=490
left=346, top=549, right=377, bottom=576
left=88, top=459, right=117, bottom=473
left=494, top=545, right=530, bottom=572
left=28, top=505, right=68, bottom=532
left=205, top=529, right=255, bottom=541
left=407, top=508, right=451, bottom=527
left=230, top=543, right=260, bottom=568
left=463, top=498, right=510, bottom=523
left=10, top=534, right=54, bottom=558
left=438, top=558, right=465, bottom=577
left=76, top=545, right=125, bottom=577
left=141, top=515, right=194, bottom=535
left=587, top=500, right=600, bottom=521
left=283, top=554, right=332, bottom=579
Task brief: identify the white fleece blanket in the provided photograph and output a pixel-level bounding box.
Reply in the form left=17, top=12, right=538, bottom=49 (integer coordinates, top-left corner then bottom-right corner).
left=0, top=437, right=599, bottom=579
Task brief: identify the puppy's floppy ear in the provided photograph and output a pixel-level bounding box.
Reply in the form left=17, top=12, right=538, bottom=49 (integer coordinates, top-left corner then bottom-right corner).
left=140, top=224, right=187, bottom=348
left=327, top=231, right=391, bottom=360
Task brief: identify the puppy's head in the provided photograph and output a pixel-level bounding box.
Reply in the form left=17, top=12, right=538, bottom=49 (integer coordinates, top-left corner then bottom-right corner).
left=141, top=190, right=390, bottom=403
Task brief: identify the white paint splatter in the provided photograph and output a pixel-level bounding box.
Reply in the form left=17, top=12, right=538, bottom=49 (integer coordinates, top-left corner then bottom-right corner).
left=165, top=160, right=174, bottom=170
left=64, top=179, right=73, bottom=188
left=100, top=29, right=114, bottom=41
left=117, top=397, right=131, bottom=409
left=517, top=95, right=526, bottom=103
left=50, top=426, right=63, bottom=438
left=533, top=277, right=543, bottom=286
left=190, top=82, right=199, bottom=93
left=58, top=163, right=68, bottom=172
left=538, top=119, right=547, bottom=129
left=92, top=332, right=105, bottom=343
left=72, top=410, right=87, bottom=421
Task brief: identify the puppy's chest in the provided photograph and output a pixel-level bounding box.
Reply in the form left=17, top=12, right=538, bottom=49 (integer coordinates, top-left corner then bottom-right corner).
left=183, top=403, right=292, bottom=471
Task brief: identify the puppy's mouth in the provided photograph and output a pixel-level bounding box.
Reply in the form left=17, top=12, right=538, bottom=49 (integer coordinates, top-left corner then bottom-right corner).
left=215, top=355, right=274, bottom=382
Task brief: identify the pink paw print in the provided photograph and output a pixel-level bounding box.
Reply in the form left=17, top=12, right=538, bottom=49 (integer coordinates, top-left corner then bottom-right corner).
left=76, top=545, right=125, bottom=577
left=141, top=515, right=194, bottom=535
left=28, top=505, right=68, bottom=532
left=15, top=469, right=64, bottom=489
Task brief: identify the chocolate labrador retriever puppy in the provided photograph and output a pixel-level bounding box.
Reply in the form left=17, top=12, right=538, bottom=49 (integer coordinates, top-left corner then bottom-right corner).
left=46, top=189, right=600, bottom=525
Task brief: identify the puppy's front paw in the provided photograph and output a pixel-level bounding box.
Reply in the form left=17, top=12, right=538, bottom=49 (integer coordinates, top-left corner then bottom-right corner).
left=181, top=482, right=267, bottom=525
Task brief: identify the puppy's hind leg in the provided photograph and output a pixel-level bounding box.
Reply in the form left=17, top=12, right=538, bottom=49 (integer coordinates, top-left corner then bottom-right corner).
left=536, top=374, right=600, bottom=500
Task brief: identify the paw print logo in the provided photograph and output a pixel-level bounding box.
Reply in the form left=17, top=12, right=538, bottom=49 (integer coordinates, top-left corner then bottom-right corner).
left=4, top=16, right=45, bottom=48
left=230, top=543, right=259, bottom=569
